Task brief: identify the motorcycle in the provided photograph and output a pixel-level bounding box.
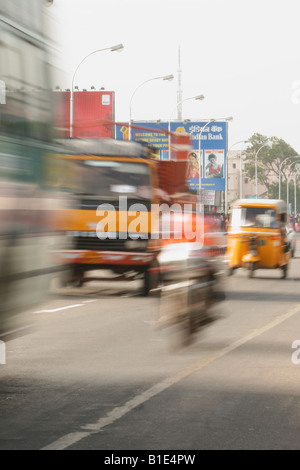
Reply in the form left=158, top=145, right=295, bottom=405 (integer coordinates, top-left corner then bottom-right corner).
left=155, top=242, right=225, bottom=348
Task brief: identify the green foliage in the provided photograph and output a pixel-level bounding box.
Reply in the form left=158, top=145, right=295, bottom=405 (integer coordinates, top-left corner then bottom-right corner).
left=243, top=133, right=298, bottom=192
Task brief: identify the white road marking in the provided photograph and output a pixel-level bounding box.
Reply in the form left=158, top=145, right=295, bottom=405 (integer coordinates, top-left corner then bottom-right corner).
left=41, top=302, right=300, bottom=451
left=34, top=299, right=97, bottom=313
left=34, top=304, right=84, bottom=313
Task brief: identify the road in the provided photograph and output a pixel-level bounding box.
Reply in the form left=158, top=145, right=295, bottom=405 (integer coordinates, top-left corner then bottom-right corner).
left=1, top=245, right=300, bottom=450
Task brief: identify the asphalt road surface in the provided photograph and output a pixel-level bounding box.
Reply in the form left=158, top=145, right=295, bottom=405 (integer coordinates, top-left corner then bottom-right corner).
left=1, top=245, right=300, bottom=450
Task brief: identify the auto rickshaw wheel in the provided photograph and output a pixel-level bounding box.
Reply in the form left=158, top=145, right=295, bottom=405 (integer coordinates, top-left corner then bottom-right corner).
left=281, top=264, right=288, bottom=279
left=248, top=262, right=256, bottom=278
left=227, top=266, right=234, bottom=276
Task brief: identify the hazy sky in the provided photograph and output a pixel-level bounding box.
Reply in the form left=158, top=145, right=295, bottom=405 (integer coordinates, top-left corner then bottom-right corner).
left=48, top=0, right=300, bottom=152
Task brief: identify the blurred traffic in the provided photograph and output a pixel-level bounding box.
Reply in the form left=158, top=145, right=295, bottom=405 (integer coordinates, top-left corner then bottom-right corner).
left=2, top=1, right=296, bottom=349
left=3, top=0, right=300, bottom=453
left=46, top=136, right=227, bottom=347
left=0, top=2, right=244, bottom=347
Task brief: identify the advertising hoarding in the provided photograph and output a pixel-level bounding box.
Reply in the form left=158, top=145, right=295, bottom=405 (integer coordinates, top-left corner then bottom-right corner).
left=116, top=120, right=228, bottom=191
left=73, top=91, right=115, bottom=138
left=52, top=90, right=115, bottom=138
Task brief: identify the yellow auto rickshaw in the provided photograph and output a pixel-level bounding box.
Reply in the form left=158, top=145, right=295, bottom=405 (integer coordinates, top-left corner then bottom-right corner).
left=226, top=199, right=292, bottom=278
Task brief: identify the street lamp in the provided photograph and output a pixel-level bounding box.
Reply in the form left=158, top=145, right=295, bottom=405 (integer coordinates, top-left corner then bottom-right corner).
left=279, top=155, right=300, bottom=199
left=70, top=43, right=124, bottom=138
left=239, top=142, right=250, bottom=199
left=294, top=171, right=300, bottom=215
left=198, top=117, right=233, bottom=209
left=129, top=74, right=174, bottom=140
left=168, top=94, right=205, bottom=159
left=286, top=160, right=300, bottom=213
left=291, top=171, right=300, bottom=215
left=254, top=141, right=270, bottom=198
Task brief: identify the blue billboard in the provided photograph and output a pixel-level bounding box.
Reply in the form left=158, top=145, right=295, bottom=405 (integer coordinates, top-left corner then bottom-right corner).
left=116, top=121, right=228, bottom=191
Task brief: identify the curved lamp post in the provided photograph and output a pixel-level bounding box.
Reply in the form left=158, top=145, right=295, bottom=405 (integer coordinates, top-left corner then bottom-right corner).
left=286, top=160, right=300, bottom=213
left=70, top=43, right=124, bottom=137
left=294, top=170, right=300, bottom=215
left=279, top=155, right=300, bottom=200
left=129, top=74, right=174, bottom=140
left=254, top=141, right=271, bottom=198
left=168, top=94, right=205, bottom=159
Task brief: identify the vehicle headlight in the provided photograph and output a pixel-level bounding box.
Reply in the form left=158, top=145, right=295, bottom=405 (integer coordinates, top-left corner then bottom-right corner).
left=158, top=243, right=192, bottom=264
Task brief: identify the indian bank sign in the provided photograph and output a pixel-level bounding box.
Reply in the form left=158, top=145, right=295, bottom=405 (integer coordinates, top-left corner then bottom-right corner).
left=116, top=121, right=228, bottom=191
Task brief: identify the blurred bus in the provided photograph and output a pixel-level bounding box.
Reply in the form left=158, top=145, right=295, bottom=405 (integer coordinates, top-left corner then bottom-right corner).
left=0, top=0, right=71, bottom=340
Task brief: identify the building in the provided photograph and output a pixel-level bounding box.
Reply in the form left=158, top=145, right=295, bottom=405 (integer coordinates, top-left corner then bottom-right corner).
left=227, top=149, right=268, bottom=205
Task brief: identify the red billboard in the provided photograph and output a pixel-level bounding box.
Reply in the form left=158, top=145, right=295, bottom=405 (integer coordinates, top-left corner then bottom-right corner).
left=52, top=90, right=115, bottom=138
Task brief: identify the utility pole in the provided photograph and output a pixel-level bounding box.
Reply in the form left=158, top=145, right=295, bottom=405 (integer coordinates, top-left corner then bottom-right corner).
left=177, top=46, right=183, bottom=120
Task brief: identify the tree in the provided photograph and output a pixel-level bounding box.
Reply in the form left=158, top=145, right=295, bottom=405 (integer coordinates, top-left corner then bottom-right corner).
left=243, top=133, right=298, bottom=197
